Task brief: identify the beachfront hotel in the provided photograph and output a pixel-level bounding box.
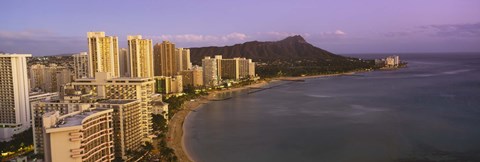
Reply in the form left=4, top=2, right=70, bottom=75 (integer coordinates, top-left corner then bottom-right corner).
left=202, top=56, right=220, bottom=87
left=71, top=72, right=155, bottom=141
left=128, top=35, right=154, bottom=78
left=180, top=65, right=203, bottom=87
left=0, top=54, right=31, bottom=142
left=42, top=108, right=115, bottom=162
left=87, top=31, right=120, bottom=78
left=202, top=55, right=256, bottom=87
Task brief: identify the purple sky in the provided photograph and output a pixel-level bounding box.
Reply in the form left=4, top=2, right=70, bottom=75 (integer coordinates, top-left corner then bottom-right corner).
left=1, top=0, right=479, bottom=56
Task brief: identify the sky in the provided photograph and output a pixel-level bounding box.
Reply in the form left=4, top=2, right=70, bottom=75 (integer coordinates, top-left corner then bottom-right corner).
left=1, top=0, right=479, bottom=56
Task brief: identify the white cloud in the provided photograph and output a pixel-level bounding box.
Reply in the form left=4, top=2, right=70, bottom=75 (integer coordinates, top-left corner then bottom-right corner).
left=146, top=32, right=248, bottom=43
left=334, top=30, right=346, bottom=36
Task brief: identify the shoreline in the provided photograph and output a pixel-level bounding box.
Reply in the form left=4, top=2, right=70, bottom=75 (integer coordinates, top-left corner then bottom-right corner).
left=168, top=70, right=369, bottom=162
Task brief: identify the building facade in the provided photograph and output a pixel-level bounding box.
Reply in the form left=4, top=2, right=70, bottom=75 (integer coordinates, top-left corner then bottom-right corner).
left=175, top=48, right=192, bottom=72
left=180, top=66, right=203, bottom=87
left=96, top=100, right=143, bottom=161
left=42, top=108, right=114, bottom=162
left=73, top=52, right=89, bottom=79
left=29, top=64, right=72, bottom=93
left=71, top=72, right=155, bottom=141
left=153, top=41, right=176, bottom=76
left=128, top=35, right=154, bottom=78
left=0, top=54, right=31, bottom=141
left=32, top=101, right=91, bottom=154
left=87, top=31, right=120, bottom=77
left=202, top=56, right=219, bottom=87
left=119, top=48, right=129, bottom=77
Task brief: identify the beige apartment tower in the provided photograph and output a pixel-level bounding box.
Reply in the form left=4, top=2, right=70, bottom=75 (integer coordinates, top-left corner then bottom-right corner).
left=119, top=48, right=129, bottom=77
left=29, top=64, right=71, bottom=93
left=175, top=48, right=192, bottom=72
left=128, top=35, right=154, bottom=78
left=87, top=31, right=120, bottom=77
left=202, top=56, right=219, bottom=87
left=154, top=41, right=176, bottom=76
left=71, top=72, right=155, bottom=140
left=0, top=54, right=31, bottom=142
left=42, top=108, right=115, bottom=162
left=32, top=101, right=91, bottom=154
left=73, top=52, right=89, bottom=79
left=96, top=100, right=143, bottom=161
left=180, top=66, right=203, bottom=87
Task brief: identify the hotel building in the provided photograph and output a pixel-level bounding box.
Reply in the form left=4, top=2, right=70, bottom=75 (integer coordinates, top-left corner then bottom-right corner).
left=29, top=64, right=72, bottom=93
left=96, top=100, right=143, bottom=161
left=153, top=41, right=177, bottom=76
left=201, top=56, right=219, bottom=87
left=32, top=100, right=92, bottom=154
left=118, top=48, right=129, bottom=77
left=0, top=54, right=31, bottom=141
left=154, top=75, right=183, bottom=94
left=87, top=32, right=120, bottom=78
left=175, top=48, right=192, bottom=72
left=42, top=108, right=114, bottom=162
left=128, top=35, right=154, bottom=78
left=180, top=66, right=203, bottom=87
left=71, top=72, right=155, bottom=140
left=73, top=52, right=89, bottom=79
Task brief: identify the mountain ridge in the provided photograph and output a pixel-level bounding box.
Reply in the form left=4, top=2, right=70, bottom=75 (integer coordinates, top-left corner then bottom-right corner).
left=189, top=35, right=345, bottom=64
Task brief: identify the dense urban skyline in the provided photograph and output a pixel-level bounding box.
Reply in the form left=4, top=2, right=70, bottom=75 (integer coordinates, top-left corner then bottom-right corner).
left=1, top=0, right=479, bottom=56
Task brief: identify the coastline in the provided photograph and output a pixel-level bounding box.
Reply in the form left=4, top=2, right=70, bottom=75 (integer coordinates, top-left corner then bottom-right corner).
left=168, top=70, right=370, bottom=162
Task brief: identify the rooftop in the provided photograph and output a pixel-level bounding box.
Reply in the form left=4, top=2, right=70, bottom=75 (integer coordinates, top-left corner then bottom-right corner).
left=97, top=99, right=138, bottom=105
left=57, top=108, right=110, bottom=128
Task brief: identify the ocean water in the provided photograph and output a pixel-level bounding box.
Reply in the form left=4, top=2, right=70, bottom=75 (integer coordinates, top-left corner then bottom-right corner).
left=184, top=53, right=480, bottom=162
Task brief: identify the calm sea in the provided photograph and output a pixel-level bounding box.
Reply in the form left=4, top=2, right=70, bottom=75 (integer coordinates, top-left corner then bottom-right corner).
left=184, top=53, right=480, bottom=162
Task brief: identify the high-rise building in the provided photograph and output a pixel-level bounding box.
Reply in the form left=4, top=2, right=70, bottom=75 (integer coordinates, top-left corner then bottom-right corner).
left=175, top=48, right=192, bottom=72
left=87, top=31, right=120, bottom=77
left=119, top=48, right=129, bottom=77
left=220, top=58, right=240, bottom=80
left=202, top=56, right=219, bottom=87
left=42, top=108, right=114, bottom=162
left=30, top=64, right=46, bottom=91
left=128, top=35, right=154, bottom=78
left=71, top=72, right=155, bottom=140
left=96, top=100, right=143, bottom=161
left=180, top=66, right=203, bottom=87
left=29, top=64, right=72, bottom=93
left=0, top=54, right=31, bottom=141
left=248, top=59, right=255, bottom=78
left=73, top=52, right=89, bottom=79
left=154, top=41, right=176, bottom=76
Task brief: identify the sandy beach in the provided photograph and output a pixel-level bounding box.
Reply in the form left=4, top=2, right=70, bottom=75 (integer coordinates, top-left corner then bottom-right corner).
left=166, top=71, right=366, bottom=162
